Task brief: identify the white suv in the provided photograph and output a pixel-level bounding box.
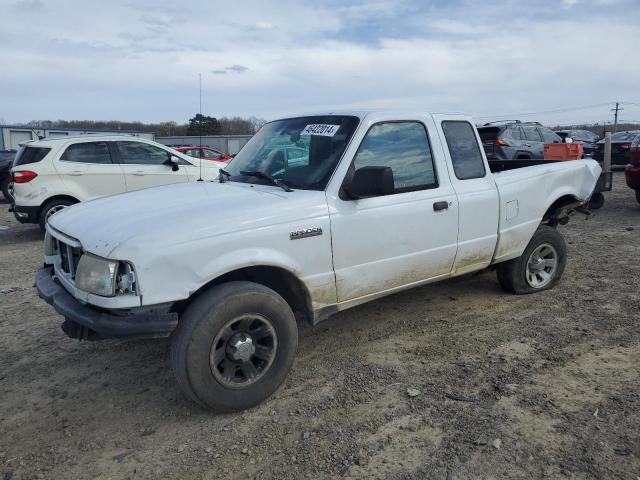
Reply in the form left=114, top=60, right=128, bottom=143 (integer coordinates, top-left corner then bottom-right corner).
left=11, top=135, right=224, bottom=229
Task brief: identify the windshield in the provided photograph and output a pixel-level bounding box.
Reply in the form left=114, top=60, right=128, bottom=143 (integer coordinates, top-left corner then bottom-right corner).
left=224, top=115, right=360, bottom=190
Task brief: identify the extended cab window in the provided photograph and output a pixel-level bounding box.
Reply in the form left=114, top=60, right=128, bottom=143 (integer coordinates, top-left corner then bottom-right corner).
left=441, top=121, right=486, bottom=180
left=117, top=141, right=171, bottom=165
left=352, top=122, right=437, bottom=193
left=60, top=142, right=112, bottom=164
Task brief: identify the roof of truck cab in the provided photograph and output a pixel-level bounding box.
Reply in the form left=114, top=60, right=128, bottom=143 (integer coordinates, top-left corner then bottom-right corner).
left=273, top=110, right=471, bottom=121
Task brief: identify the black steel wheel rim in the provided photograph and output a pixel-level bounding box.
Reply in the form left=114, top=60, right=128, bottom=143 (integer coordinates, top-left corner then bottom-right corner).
left=209, top=314, right=277, bottom=388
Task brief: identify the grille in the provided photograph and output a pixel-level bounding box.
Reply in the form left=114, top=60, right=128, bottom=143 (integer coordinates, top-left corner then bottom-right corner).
left=53, top=238, right=82, bottom=279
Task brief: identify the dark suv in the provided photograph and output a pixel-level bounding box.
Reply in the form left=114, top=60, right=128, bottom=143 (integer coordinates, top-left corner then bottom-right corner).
left=477, top=121, right=563, bottom=160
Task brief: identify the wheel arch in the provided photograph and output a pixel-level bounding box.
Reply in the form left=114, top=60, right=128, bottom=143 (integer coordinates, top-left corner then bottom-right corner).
left=542, top=193, right=583, bottom=226
left=40, top=194, right=80, bottom=213
left=174, top=265, right=314, bottom=324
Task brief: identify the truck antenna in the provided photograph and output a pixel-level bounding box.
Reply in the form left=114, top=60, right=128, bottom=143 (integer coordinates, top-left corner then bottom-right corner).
left=197, top=73, right=204, bottom=181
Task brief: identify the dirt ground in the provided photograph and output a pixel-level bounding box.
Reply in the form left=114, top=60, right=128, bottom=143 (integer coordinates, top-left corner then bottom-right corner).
left=1, top=172, right=639, bottom=480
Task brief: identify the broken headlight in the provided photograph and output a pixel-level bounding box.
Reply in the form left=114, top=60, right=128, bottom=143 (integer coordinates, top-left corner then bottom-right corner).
left=75, top=254, right=137, bottom=297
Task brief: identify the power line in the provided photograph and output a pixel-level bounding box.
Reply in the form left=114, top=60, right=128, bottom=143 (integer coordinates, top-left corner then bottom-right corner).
left=475, top=102, right=613, bottom=119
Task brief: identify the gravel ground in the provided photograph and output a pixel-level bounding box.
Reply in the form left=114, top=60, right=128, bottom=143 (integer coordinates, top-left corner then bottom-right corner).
left=1, top=172, right=639, bottom=480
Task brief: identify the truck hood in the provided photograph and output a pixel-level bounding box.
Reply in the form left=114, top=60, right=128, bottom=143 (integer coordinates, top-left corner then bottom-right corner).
left=48, top=181, right=328, bottom=258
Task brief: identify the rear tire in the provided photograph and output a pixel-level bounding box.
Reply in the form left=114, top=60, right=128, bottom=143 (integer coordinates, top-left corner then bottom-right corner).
left=171, top=281, right=298, bottom=412
left=1, top=177, right=12, bottom=203
left=636, top=190, right=640, bottom=205
left=497, top=225, right=567, bottom=294
left=588, top=192, right=605, bottom=210
left=38, top=198, right=75, bottom=231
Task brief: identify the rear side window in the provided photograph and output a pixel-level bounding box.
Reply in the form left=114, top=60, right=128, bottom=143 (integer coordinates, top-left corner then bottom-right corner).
left=441, top=121, right=486, bottom=180
left=13, top=147, right=51, bottom=166
left=508, top=127, right=522, bottom=140
left=60, top=142, right=113, bottom=164
left=522, top=126, right=542, bottom=142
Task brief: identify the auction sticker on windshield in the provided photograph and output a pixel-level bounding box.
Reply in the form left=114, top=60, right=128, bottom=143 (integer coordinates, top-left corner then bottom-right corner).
left=301, top=124, right=340, bottom=137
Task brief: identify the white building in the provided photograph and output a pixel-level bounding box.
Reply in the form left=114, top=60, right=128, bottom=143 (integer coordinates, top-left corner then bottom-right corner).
left=0, top=125, right=155, bottom=151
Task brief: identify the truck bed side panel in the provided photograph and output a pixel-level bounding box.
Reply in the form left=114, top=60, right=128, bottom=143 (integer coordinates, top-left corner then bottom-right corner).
left=492, top=159, right=601, bottom=263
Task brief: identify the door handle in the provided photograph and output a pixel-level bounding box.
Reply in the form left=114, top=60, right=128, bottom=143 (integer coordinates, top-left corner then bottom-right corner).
left=68, top=170, right=83, bottom=176
left=433, top=201, right=449, bottom=211
left=132, top=171, right=145, bottom=176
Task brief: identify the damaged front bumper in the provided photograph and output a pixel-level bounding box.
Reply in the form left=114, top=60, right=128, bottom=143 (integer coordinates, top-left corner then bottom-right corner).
left=36, top=266, right=178, bottom=340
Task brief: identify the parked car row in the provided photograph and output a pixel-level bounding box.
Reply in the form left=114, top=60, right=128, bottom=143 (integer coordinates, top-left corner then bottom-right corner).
left=592, top=130, right=640, bottom=165
left=9, top=136, right=228, bottom=229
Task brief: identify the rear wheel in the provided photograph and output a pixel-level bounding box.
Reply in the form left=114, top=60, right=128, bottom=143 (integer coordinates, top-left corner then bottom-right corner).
left=636, top=190, right=640, bottom=205
left=171, top=281, right=298, bottom=411
left=38, top=198, right=76, bottom=231
left=497, top=225, right=567, bottom=294
left=588, top=192, right=605, bottom=210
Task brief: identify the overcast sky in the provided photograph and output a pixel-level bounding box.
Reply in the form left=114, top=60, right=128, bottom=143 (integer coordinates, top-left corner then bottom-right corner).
left=1, top=0, right=639, bottom=126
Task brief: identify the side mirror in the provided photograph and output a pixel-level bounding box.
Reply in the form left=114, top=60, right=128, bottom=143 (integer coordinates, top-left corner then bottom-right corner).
left=164, top=155, right=180, bottom=171
left=343, top=166, right=394, bottom=199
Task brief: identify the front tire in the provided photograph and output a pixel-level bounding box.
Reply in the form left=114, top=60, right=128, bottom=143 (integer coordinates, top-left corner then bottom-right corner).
left=635, top=190, right=640, bottom=205
left=171, top=281, right=298, bottom=411
left=497, top=225, right=567, bottom=294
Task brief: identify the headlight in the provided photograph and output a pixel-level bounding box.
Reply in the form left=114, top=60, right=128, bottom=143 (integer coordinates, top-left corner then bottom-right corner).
left=75, top=254, right=118, bottom=297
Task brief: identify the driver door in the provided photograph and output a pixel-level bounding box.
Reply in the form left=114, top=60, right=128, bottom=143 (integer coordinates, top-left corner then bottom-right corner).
left=329, top=119, right=459, bottom=302
left=114, top=141, right=189, bottom=191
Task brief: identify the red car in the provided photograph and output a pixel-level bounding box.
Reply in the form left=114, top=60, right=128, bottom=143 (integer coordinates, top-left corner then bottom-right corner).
left=625, top=135, right=640, bottom=204
left=175, top=146, right=234, bottom=162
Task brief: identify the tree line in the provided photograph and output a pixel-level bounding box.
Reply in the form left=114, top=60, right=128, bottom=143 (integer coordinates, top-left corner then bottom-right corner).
left=21, top=115, right=267, bottom=137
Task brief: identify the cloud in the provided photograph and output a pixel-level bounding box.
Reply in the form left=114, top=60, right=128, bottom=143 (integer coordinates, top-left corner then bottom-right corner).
left=225, top=64, right=249, bottom=73
left=0, top=0, right=638, bottom=125
left=561, top=0, right=579, bottom=8
left=10, top=0, right=43, bottom=11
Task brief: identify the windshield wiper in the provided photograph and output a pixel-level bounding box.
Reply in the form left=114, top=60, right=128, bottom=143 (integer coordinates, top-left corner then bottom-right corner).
left=240, top=170, right=292, bottom=192
left=219, top=168, right=231, bottom=183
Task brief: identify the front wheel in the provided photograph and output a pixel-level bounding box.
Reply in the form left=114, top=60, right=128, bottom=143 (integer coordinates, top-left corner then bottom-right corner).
left=171, top=281, right=298, bottom=411
left=497, top=225, right=567, bottom=294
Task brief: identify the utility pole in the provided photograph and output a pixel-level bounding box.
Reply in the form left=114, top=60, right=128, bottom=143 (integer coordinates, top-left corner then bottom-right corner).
left=611, top=102, right=623, bottom=132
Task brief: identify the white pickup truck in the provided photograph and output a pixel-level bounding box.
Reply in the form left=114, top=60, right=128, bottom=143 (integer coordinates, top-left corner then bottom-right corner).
left=36, top=111, right=601, bottom=411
